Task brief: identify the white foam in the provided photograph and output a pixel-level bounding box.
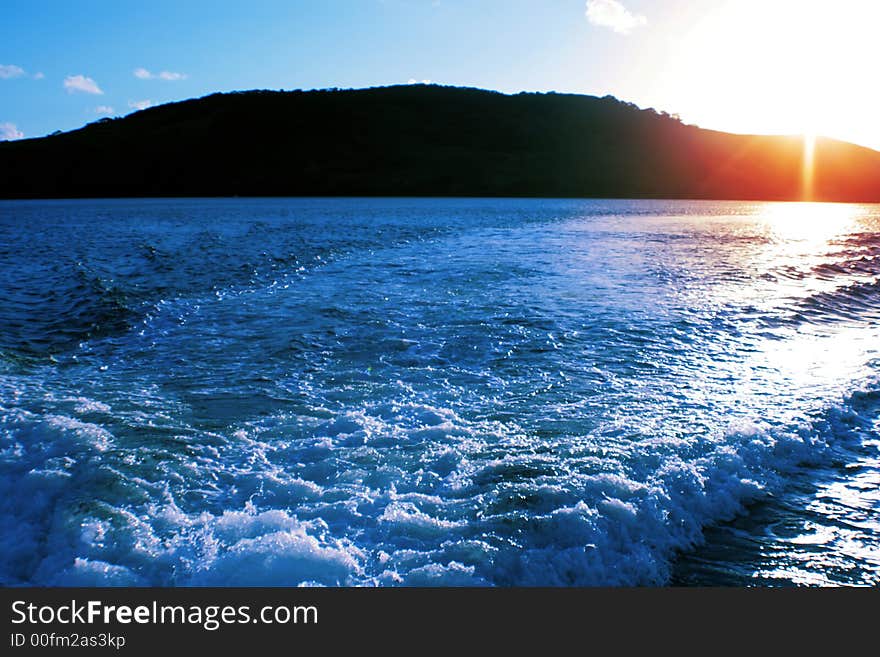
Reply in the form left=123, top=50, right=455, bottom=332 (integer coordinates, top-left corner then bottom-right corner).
left=3, top=377, right=877, bottom=587
left=70, top=397, right=112, bottom=415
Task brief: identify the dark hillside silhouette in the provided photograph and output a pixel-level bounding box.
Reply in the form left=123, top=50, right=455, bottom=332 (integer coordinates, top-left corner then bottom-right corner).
left=2, top=85, right=879, bottom=201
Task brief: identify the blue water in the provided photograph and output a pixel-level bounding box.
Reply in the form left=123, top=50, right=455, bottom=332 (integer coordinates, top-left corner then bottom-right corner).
left=1, top=197, right=878, bottom=586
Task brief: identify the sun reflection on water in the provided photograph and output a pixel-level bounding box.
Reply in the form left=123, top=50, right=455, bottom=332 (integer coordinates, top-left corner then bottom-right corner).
left=756, top=201, right=864, bottom=245
left=674, top=202, right=880, bottom=585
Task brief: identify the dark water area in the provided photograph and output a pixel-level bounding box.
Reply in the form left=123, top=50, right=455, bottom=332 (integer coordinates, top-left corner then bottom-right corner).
left=1, top=197, right=878, bottom=586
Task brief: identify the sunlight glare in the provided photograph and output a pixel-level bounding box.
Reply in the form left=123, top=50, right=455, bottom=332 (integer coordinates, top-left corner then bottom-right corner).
left=757, top=202, right=861, bottom=245
left=651, top=1, right=880, bottom=151
left=802, top=133, right=816, bottom=202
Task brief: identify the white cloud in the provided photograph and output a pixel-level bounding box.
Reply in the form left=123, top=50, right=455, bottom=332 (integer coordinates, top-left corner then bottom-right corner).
left=33, top=72, right=45, bottom=80
left=134, top=67, right=187, bottom=81
left=407, top=78, right=432, bottom=85
left=0, top=122, right=24, bottom=140
left=585, top=0, right=647, bottom=35
left=95, top=105, right=115, bottom=115
left=128, top=99, right=152, bottom=111
left=64, top=74, right=103, bottom=95
left=0, top=64, right=25, bottom=79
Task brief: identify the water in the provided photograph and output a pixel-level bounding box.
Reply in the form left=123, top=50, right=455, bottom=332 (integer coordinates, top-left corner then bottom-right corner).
left=1, top=197, right=878, bottom=587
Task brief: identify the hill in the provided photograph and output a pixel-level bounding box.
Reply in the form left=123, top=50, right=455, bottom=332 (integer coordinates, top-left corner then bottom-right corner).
left=2, top=85, right=880, bottom=201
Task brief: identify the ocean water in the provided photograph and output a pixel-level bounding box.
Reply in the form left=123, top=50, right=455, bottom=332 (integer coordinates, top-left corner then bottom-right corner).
left=1, top=197, right=878, bottom=587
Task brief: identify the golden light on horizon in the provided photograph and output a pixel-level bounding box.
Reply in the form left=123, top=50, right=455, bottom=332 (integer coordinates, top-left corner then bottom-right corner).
left=802, top=133, right=816, bottom=202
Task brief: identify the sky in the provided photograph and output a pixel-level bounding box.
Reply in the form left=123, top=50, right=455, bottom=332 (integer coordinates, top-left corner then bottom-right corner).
left=2, top=0, right=879, bottom=150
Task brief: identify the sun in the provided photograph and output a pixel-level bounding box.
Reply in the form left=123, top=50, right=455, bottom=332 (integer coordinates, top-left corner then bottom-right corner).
left=648, top=0, right=880, bottom=152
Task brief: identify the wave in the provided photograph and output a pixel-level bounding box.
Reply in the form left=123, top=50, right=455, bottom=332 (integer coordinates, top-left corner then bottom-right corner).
left=791, top=278, right=880, bottom=325
left=0, top=265, right=135, bottom=357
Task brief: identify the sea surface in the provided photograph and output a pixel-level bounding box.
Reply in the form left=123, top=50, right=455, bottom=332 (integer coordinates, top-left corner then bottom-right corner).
left=1, top=197, right=878, bottom=587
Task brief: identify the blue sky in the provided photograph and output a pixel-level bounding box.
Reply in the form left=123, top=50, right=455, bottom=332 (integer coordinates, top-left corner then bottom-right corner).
left=2, top=1, right=879, bottom=150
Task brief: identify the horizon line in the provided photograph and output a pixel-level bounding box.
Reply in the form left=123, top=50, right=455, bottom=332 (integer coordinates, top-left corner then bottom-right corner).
left=7, top=83, right=880, bottom=155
